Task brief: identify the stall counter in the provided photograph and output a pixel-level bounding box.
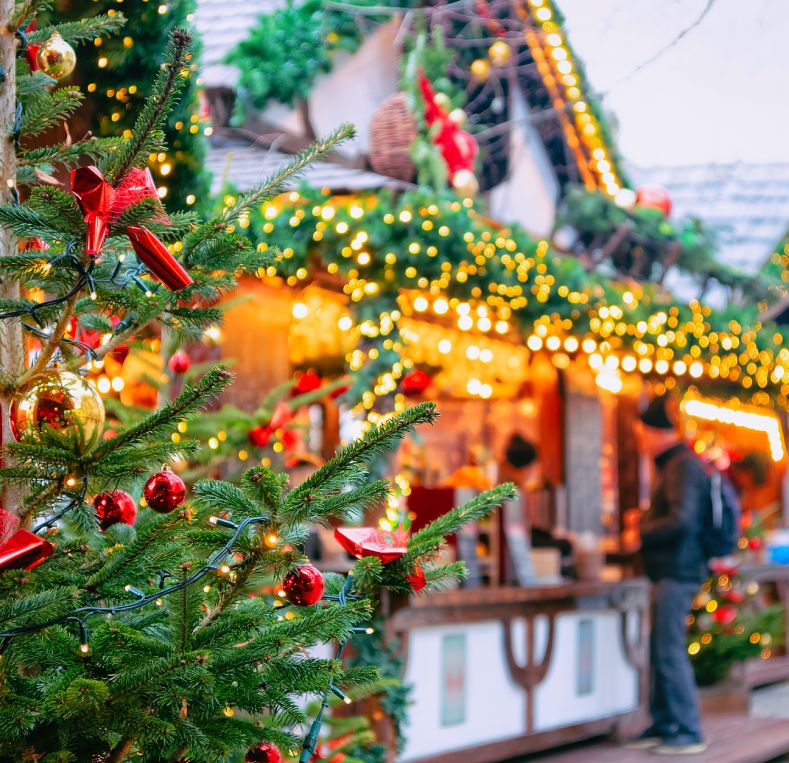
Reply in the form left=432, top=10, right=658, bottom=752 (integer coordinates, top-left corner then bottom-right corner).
left=389, top=579, right=650, bottom=763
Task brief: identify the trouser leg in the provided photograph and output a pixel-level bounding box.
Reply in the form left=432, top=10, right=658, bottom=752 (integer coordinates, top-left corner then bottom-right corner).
left=651, top=578, right=703, bottom=742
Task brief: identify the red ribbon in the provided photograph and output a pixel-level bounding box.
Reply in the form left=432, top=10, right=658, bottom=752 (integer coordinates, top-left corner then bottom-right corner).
left=70, top=165, right=193, bottom=291
left=71, top=166, right=115, bottom=259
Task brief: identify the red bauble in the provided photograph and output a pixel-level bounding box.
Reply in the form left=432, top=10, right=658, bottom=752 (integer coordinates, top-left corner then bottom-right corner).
left=245, top=742, right=281, bottom=763
left=712, top=605, right=737, bottom=625
left=635, top=186, right=672, bottom=217
left=401, top=369, right=432, bottom=395
left=406, top=564, right=427, bottom=592
left=282, top=564, right=325, bottom=607
left=93, top=490, right=137, bottom=531
left=248, top=425, right=273, bottom=448
left=293, top=369, right=322, bottom=395
left=143, top=469, right=186, bottom=513
left=168, top=350, right=191, bottom=375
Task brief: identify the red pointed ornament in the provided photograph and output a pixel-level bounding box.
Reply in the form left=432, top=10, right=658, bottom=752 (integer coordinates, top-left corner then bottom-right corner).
left=24, top=21, right=39, bottom=72
left=143, top=468, right=186, bottom=513
left=334, top=527, right=408, bottom=564
left=245, top=742, right=281, bottom=763
left=93, top=490, right=137, bottom=531
left=127, top=225, right=193, bottom=292
left=282, top=564, right=325, bottom=606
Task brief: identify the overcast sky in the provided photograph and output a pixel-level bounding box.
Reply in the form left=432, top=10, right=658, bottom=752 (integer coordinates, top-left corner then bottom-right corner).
left=558, top=0, right=789, bottom=167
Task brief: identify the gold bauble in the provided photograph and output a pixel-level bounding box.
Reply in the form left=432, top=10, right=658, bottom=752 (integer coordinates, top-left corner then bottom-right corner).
left=448, top=108, right=468, bottom=127
left=10, top=371, right=104, bottom=451
left=470, top=58, right=491, bottom=81
left=434, top=92, right=452, bottom=112
left=452, top=169, right=479, bottom=198
left=489, top=40, right=512, bottom=67
left=37, top=33, right=77, bottom=80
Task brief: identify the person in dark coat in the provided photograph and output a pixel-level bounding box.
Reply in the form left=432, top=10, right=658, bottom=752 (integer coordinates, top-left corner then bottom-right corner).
left=625, top=394, right=709, bottom=756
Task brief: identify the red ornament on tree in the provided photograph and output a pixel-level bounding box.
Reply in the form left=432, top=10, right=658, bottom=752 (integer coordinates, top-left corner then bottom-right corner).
left=293, top=369, right=322, bottom=395
left=406, top=564, right=427, bottom=592
left=401, top=369, right=432, bottom=395
left=248, top=425, right=273, bottom=448
left=245, top=742, right=281, bottom=763
left=635, top=186, right=672, bottom=217
left=71, top=165, right=115, bottom=258
left=282, top=564, right=325, bottom=606
left=143, top=468, right=186, bottom=513
left=168, top=350, right=191, bottom=375
left=93, top=490, right=137, bottom=531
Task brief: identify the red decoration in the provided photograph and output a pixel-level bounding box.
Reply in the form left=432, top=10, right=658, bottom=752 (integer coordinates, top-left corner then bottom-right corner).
left=401, top=369, right=432, bottom=395
left=248, top=425, right=273, bottom=448
left=168, top=350, right=191, bottom=375
left=635, top=186, right=672, bottom=217
left=0, top=525, right=54, bottom=571
left=143, top=468, right=186, bottom=513
left=127, top=225, right=193, bottom=292
left=418, top=70, right=478, bottom=187
left=712, top=605, right=737, bottom=625
left=406, top=564, right=427, bottom=592
left=710, top=560, right=738, bottom=577
left=109, top=167, right=169, bottom=225
left=71, top=165, right=191, bottom=289
left=280, top=428, right=300, bottom=452
left=19, top=236, right=49, bottom=251
left=0, top=509, right=18, bottom=545
left=71, top=166, right=115, bottom=258
left=245, top=742, right=281, bottom=763
left=334, top=527, right=408, bottom=564
left=93, top=490, right=137, bottom=531
left=24, top=21, right=39, bottom=72
left=282, top=564, right=325, bottom=606
left=748, top=537, right=762, bottom=550
left=269, top=401, right=293, bottom=430
left=725, top=590, right=745, bottom=604
left=293, top=369, right=322, bottom=395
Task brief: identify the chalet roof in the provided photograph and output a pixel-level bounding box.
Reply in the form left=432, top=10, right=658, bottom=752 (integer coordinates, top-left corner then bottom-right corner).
left=192, top=0, right=283, bottom=89
left=205, top=135, right=408, bottom=194
left=630, top=162, right=789, bottom=274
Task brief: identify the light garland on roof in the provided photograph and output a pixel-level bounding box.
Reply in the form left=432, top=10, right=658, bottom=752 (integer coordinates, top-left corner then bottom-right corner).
left=521, top=0, right=623, bottom=197
left=681, top=397, right=786, bottom=462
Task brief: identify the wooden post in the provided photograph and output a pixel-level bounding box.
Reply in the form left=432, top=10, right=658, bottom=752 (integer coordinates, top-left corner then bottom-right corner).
left=0, top=1, right=21, bottom=516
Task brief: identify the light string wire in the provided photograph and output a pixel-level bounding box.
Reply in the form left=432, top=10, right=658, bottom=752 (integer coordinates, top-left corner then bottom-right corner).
left=0, top=514, right=270, bottom=651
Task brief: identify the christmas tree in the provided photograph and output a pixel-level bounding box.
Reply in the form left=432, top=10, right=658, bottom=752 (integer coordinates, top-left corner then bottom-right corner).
left=0, top=12, right=513, bottom=762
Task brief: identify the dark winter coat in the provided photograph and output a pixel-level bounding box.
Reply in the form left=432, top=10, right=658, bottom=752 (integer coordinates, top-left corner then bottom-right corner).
left=640, top=443, right=709, bottom=583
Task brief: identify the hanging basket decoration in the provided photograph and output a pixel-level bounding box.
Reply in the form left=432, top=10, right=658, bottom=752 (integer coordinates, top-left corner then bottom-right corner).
left=369, top=92, right=417, bottom=182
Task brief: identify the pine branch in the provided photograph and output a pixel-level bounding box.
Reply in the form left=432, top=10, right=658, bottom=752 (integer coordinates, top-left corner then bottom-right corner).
left=20, top=87, right=84, bottom=137
left=405, top=483, right=516, bottom=562
left=92, top=366, right=233, bottom=459
left=191, top=479, right=263, bottom=520
left=223, top=123, right=355, bottom=223
left=28, top=14, right=126, bottom=44
left=284, top=403, right=437, bottom=512
left=19, top=137, right=123, bottom=170
left=105, top=29, right=191, bottom=184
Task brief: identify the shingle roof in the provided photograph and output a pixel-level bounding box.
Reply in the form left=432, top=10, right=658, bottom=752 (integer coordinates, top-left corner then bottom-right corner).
left=630, top=163, right=789, bottom=275
left=192, top=0, right=283, bottom=88
left=205, top=135, right=408, bottom=194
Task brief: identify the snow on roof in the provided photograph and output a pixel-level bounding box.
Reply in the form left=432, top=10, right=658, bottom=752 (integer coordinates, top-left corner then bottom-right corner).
left=205, top=135, right=408, bottom=194
left=193, top=0, right=283, bottom=88
left=631, top=162, right=789, bottom=274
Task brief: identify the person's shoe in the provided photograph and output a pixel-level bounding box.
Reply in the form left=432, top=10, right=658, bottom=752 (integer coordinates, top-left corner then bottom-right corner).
left=651, top=737, right=708, bottom=756
left=621, top=729, right=663, bottom=750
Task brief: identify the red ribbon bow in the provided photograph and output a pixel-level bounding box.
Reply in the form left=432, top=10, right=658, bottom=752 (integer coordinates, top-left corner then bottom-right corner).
left=70, top=165, right=193, bottom=291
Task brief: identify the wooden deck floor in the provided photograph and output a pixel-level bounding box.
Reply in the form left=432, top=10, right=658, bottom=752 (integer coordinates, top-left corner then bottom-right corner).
left=516, top=715, right=789, bottom=763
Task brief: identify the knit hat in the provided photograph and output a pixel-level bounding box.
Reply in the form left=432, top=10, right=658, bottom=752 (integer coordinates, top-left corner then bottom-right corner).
left=639, top=395, right=675, bottom=430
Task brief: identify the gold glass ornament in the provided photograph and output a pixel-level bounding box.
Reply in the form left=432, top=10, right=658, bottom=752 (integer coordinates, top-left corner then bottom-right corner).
left=452, top=169, right=479, bottom=198
left=470, top=58, right=491, bottom=81
left=10, top=371, right=104, bottom=451
left=37, top=33, right=77, bottom=80
left=488, top=40, right=512, bottom=67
